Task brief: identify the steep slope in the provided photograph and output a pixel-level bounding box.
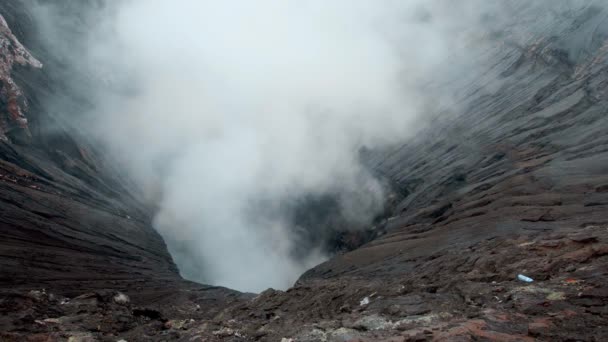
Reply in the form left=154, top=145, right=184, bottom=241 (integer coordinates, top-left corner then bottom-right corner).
left=306, top=1, right=608, bottom=281
left=265, top=3, right=608, bottom=340
left=0, top=5, right=250, bottom=340
left=0, top=7, right=253, bottom=333
left=0, top=2, right=181, bottom=292
left=194, top=3, right=608, bottom=341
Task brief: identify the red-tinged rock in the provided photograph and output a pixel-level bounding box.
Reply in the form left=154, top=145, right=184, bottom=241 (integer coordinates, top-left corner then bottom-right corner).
left=490, top=313, right=510, bottom=322
left=436, top=319, right=533, bottom=342
left=593, top=244, right=608, bottom=256
left=403, top=333, right=427, bottom=342
left=568, top=233, right=598, bottom=243
left=528, top=322, right=550, bottom=337
left=586, top=305, right=608, bottom=316
left=0, top=333, right=55, bottom=342
left=564, top=278, right=581, bottom=285
left=580, top=288, right=608, bottom=299
left=548, top=309, right=578, bottom=319
left=560, top=247, right=596, bottom=263
left=569, top=297, right=604, bottom=307
left=0, top=13, right=41, bottom=141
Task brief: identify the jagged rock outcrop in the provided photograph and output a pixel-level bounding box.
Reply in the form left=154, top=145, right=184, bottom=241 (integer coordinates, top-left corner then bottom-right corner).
left=0, top=12, right=41, bottom=141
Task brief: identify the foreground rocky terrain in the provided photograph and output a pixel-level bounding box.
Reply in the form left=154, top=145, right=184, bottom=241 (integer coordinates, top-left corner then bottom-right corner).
left=3, top=225, right=607, bottom=341
left=2, top=1, right=608, bottom=341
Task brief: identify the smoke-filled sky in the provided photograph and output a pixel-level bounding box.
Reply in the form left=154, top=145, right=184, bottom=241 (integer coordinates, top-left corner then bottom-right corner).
left=27, top=0, right=602, bottom=292
left=104, top=0, right=423, bottom=292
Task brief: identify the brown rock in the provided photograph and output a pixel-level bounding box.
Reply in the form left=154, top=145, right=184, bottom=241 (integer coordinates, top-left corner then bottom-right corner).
left=568, top=233, right=598, bottom=243
left=580, top=288, right=608, bottom=299
left=528, top=322, right=550, bottom=337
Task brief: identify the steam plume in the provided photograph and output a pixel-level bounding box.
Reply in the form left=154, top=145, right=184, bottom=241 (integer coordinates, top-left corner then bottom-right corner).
left=27, top=0, right=602, bottom=292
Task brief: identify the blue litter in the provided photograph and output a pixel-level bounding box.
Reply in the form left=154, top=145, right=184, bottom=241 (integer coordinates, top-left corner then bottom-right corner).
left=517, top=274, right=534, bottom=283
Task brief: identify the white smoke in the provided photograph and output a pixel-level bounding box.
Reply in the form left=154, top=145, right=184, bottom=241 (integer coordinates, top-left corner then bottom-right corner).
left=29, top=0, right=586, bottom=292
left=32, top=0, right=479, bottom=292
left=88, top=0, right=434, bottom=292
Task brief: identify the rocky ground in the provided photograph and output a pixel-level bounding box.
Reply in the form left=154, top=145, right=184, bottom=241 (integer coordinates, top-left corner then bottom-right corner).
left=2, top=1, right=608, bottom=341
left=2, top=225, right=607, bottom=341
